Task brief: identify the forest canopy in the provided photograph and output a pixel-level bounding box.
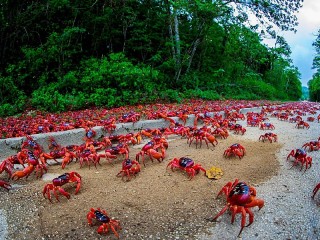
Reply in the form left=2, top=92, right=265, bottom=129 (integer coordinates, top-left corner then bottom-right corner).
left=0, top=0, right=304, bottom=117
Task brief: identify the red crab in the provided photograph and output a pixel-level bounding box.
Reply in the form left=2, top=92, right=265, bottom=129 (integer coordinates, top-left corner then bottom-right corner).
left=48, top=136, right=62, bottom=151
left=302, top=139, right=320, bottom=152
left=151, top=135, right=169, bottom=149
left=102, top=117, right=117, bottom=133
left=118, top=132, right=140, bottom=145
left=278, top=113, right=289, bottom=121
left=0, top=156, right=17, bottom=179
left=246, top=117, right=261, bottom=127
left=104, top=143, right=129, bottom=160
left=42, top=172, right=82, bottom=202
left=307, top=117, right=315, bottom=122
left=87, top=208, right=121, bottom=238
left=116, top=159, right=141, bottom=181
left=145, top=146, right=166, bottom=165
left=77, top=147, right=97, bottom=169
left=61, top=150, right=77, bottom=169
left=187, top=128, right=205, bottom=149
left=230, top=112, right=246, bottom=120
left=212, top=127, right=229, bottom=139
left=212, top=179, right=264, bottom=237
left=84, top=127, right=97, bottom=143
left=187, top=128, right=215, bottom=149
left=259, top=132, right=277, bottom=143
left=295, top=121, right=310, bottom=129
left=224, top=143, right=246, bottom=159
left=21, top=135, right=43, bottom=153
left=136, top=141, right=156, bottom=165
left=166, top=157, right=206, bottom=180
left=287, top=149, right=312, bottom=171
left=259, top=122, right=275, bottom=130
left=119, top=111, right=140, bottom=123
left=177, top=110, right=189, bottom=125
left=312, top=183, right=320, bottom=199
left=40, top=148, right=67, bottom=165
left=289, top=116, right=299, bottom=123
left=233, top=124, right=246, bottom=135
left=0, top=180, right=11, bottom=191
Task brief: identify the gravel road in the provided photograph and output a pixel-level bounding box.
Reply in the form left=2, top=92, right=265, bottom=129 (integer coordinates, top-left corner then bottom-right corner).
left=197, top=111, right=320, bottom=240
left=0, top=103, right=319, bottom=240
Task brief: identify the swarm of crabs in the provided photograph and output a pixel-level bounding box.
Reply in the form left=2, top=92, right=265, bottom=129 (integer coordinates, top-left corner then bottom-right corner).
left=0, top=99, right=320, bottom=239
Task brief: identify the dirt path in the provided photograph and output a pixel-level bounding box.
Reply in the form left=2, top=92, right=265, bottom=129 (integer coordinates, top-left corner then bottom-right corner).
left=0, top=132, right=281, bottom=240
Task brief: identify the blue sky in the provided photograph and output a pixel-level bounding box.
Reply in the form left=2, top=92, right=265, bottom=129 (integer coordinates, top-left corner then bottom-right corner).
left=280, top=0, right=320, bottom=87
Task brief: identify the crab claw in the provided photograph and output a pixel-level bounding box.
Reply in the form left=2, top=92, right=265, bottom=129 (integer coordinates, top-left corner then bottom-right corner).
left=0, top=180, right=11, bottom=191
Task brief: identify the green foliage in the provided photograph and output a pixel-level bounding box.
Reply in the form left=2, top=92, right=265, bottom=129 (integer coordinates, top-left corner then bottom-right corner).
left=89, top=88, right=118, bottom=108
left=31, top=84, right=66, bottom=112
left=0, top=74, right=27, bottom=116
left=240, top=78, right=278, bottom=100
left=312, top=29, right=320, bottom=70
left=309, top=29, right=320, bottom=101
left=308, top=74, right=320, bottom=101
left=161, top=89, right=182, bottom=103
left=0, top=1, right=305, bottom=117
left=0, top=104, right=17, bottom=118
left=28, top=53, right=164, bottom=112
left=182, top=89, right=220, bottom=100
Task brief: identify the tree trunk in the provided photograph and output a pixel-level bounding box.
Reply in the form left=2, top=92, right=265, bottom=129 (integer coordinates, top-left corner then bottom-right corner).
left=186, top=38, right=200, bottom=73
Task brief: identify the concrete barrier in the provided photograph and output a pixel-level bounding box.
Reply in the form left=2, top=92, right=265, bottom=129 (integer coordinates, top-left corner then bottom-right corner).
left=0, top=107, right=263, bottom=161
left=0, top=118, right=187, bottom=161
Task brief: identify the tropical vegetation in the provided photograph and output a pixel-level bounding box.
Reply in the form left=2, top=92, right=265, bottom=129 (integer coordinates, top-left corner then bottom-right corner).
left=0, top=0, right=305, bottom=117
left=308, top=29, right=320, bottom=101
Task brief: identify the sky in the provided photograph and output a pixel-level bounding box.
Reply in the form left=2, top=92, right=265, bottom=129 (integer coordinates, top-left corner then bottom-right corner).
left=278, top=0, right=320, bottom=87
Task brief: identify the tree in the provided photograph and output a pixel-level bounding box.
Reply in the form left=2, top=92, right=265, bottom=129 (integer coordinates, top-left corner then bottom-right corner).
left=308, top=29, right=320, bottom=101
left=0, top=0, right=305, bottom=116
left=312, top=29, right=320, bottom=72
left=160, top=0, right=303, bottom=87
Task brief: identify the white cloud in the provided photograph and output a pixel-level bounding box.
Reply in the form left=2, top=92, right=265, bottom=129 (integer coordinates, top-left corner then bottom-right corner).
left=298, top=1, right=320, bottom=28
left=282, top=0, right=320, bottom=86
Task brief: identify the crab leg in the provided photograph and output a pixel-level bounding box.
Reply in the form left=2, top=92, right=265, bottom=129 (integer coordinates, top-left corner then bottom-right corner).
left=238, top=207, right=247, bottom=237
left=245, top=208, right=254, bottom=227
left=56, top=186, right=71, bottom=200
left=110, top=224, right=120, bottom=239
left=212, top=204, right=230, bottom=221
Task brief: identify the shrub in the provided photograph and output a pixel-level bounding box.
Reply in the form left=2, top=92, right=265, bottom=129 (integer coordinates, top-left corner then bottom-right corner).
left=161, top=89, right=182, bottom=103
left=0, top=104, right=17, bottom=117
left=89, top=88, right=119, bottom=108
left=182, top=89, right=220, bottom=100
